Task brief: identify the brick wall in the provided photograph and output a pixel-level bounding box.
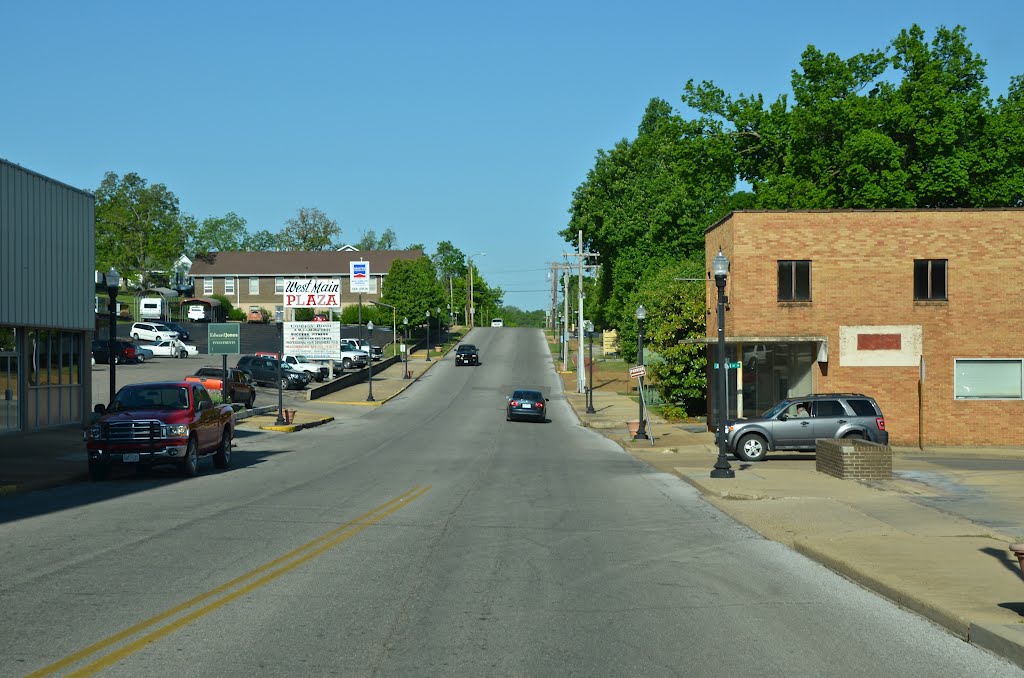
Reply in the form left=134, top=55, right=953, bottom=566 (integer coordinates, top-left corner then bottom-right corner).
left=707, top=210, right=1024, bottom=447
left=815, top=438, right=892, bottom=480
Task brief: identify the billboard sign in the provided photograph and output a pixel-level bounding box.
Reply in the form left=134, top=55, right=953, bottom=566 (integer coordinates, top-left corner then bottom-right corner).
left=283, top=279, right=341, bottom=308
left=350, top=261, right=370, bottom=294
left=284, top=321, right=341, bottom=360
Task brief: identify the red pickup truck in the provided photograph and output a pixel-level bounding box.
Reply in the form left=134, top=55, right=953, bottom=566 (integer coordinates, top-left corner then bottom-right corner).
left=85, top=380, right=236, bottom=480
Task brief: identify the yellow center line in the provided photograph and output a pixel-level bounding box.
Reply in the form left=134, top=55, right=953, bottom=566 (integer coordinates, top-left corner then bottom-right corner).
left=28, top=485, right=431, bottom=678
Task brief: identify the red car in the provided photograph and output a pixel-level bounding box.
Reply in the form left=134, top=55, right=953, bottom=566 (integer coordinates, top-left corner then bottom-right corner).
left=312, top=314, right=329, bottom=321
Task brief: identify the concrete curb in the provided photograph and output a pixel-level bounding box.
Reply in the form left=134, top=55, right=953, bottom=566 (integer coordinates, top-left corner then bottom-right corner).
left=258, top=416, right=335, bottom=432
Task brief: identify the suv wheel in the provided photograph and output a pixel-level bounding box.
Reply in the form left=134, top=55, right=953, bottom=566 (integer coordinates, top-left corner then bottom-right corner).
left=843, top=432, right=865, bottom=440
left=280, top=377, right=290, bottom=390
left=735, top=433, right=769, bottom=462
left=132, top=333, right=140, bottom=340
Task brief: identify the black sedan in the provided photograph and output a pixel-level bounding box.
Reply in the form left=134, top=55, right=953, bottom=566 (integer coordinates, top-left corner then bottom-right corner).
left=455, top=344, right=479, bottom=366
left=506, top=390, right=549, bottom=422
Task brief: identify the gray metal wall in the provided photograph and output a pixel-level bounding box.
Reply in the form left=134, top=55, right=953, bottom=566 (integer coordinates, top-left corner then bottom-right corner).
left=0, top=159, right=96, bottom=330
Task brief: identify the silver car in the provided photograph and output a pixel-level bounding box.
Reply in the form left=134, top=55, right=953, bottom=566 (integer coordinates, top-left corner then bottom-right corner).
left=717, top=393, right=888, bottom=462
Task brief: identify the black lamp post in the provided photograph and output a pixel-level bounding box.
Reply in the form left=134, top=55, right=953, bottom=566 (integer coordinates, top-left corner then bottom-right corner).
left=106, top=268, right=120, bottom=402
left=586, top=320, right=596, bottom=414
left=425, top=310, right=432, bottom=362
left=558, top=314, right=563, bottom=362
left=437, top=307, right=442, bottom=347
left=366, top=320, right=375, bottom=402
left=403, top=317, right=410, bottom=379
left=275, top=320, right=285, bottom=425
left=634, top=305, right=649, bottom=440
left=446, top=304, right=451, bottom=342
left=711, top=248, right=735, bottom=478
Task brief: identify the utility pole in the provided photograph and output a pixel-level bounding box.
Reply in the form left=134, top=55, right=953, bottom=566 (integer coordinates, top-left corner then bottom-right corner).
left=563, top=232, right=599, bottom=394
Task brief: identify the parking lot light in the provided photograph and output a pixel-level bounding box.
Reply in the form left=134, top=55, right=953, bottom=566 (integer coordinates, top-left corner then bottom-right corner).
left=634, top=305, right=648, bottom=441
left=425, top=310, right=431, bottom=362
left=366, top=321, right=375, bottom=402
left=106, top=268, right=120, bottom=402
left=403, top=317, right=410, bottom=379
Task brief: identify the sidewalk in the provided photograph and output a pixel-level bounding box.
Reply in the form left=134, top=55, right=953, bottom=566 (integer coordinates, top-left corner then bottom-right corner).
left=565, top=387, right=1024, bottom=668
left=5, top=349, right=1024, bottom=667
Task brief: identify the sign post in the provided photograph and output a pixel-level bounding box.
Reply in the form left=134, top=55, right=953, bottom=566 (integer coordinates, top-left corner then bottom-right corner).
left=207, top=323, right=240, bottom=402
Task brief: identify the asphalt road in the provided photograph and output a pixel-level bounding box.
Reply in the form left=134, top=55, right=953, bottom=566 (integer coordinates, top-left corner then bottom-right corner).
left=3, top=329, right=1022, bottom=677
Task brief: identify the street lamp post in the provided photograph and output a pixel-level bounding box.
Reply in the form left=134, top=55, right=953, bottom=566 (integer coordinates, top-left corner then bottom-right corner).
left=586, top=320, right=596, bottom=414
left=711, top=248, right=735, bottom=478
left=467, top=252, right=485, bottom=327
left=105, top=268, right=120, bottom=402
left=446, top=304, right=451, bottom=342
left=437, top=307, right=442, bottom=347
left=403, top=317, right=410, bottom=379
left=425, top=310, right=432, bottom=361
left=634, top=305, right=649, bottom=440
left=366, top=321, right=375, bottom=402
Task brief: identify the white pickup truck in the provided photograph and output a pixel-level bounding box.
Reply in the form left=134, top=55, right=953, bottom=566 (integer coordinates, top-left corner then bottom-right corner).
left=332, top=346, right=370, bottom=375
left=340, top=338, right=383, bottom=361
left=261, top=353, right=331, bottom=382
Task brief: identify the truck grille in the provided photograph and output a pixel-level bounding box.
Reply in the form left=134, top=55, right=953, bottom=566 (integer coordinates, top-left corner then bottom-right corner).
left=102, top=420, right=165, bottom=441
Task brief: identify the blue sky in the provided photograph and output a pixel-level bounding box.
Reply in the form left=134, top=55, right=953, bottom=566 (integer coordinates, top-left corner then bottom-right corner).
left=3, top=1, right=1022, bottom=312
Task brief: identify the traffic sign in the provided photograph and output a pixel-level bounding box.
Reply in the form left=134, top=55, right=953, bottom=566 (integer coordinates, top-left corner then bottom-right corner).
left=713, top=362, right=742, bottom=369
left=629, top=365, right=646, bottom=379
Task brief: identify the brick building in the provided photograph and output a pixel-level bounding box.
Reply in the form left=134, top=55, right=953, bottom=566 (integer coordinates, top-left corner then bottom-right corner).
left=702, top=209, right=1024, bottom=447
left=187, top=249, right=423, bottom=320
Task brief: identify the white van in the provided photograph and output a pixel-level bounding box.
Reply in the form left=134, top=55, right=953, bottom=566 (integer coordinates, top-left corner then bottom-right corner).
left=491, top=318, right=504, bottom=327
left=140, top=297, right=163, bottom=320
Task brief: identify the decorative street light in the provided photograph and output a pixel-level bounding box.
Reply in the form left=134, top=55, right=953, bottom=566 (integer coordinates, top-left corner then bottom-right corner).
left=437, top=307, right=442, bottom=347
left=425, top=310, right=432, bottom=362
left=105, top=267, right=120, bottom=402
left=634, top=305, right=649, bottom=440
left=586, top=320, right=596, bottom=414
left=403, top=317, right=410, bottom=379
left=366, top=320, right=375, bottom=402
left=711, top=248, right=735, bottom=479
left=446, top=303, right=451, bottom=341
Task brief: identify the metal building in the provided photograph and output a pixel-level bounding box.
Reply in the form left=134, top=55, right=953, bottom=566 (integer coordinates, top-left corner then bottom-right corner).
left=0, top=159, right=95, bottom=434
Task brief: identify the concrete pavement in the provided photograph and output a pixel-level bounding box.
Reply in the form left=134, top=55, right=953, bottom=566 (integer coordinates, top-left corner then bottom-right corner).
left=4, top=346, right=1024, bottom=667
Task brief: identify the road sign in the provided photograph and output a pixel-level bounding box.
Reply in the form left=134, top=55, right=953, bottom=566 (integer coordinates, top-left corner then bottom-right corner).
left=713, top=362, right=742, bottom=369
left=350, top=261, right=370, bottom=293
left=629, top=365, right=646, bottom=379
left=207, top=323, right=240, bottom=354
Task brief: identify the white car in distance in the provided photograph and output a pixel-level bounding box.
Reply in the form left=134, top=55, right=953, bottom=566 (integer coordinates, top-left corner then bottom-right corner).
left=147, top=340, right=198, bottom=358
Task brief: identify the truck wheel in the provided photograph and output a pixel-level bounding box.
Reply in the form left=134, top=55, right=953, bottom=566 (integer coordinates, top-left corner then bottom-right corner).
left=180, top=437, right=199, bottom=477
left=246, top=392, right=255, bottom=409
left=314, top=372, right=324, bottom=382
left=213, top=431, right=232, bottom=469
left=342, top=358, right=352, bottom=369
left=88, top=460, right=110, bottom=481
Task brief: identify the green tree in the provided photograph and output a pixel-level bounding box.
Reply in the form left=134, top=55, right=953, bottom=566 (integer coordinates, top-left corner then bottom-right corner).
left=355, top=227, right=398, bottom=250
left=280, top=207, right=342, bottom=251
left=380, top=256, right=445, bottom=325
left=241, top=229, right=284, bottom=251
left=95, top=171, right=185, bottom=289
left=188, top=212, right=248, bottom=254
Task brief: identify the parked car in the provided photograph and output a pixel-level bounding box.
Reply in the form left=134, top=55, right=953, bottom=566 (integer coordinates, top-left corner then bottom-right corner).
left=91, top=339, right=137, bottom=365
left=126, top=341, right=154, bottom=363
left=455, top=344, right=479, bottom=366
left=340, top=338, right=383, bottom=361
left=717, top=393, right=889, bottom=462
left=160, top=321, right=191, bottom=341
left=236, top=355, right=310, bottom=390
left=129, top=322, right=179, bottom=342
left=312, top=313, right=329, bottom=322
left=491, top=318, right=504, bottom=327
left=147, top=340, right=199, bottom=358
left=506, top=389, right=549, bottom=422
left=185, top=367, right=256, bottom=408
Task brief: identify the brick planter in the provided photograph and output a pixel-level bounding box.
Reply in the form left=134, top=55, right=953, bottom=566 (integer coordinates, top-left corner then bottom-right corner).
left=815, top=438, right=892, bottom=480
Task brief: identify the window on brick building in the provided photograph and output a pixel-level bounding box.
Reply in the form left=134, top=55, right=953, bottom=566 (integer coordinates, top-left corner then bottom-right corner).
left=203, top=277, right=213, bottom=295
left=955, top=359, right=1022, bottom=399
left=249, top=277, right=260, bottom=295
left=777, top=261, right=811, bottom=301
left=914, top=259, right=947, bottom=301
left=225, top=277, right=235, bottom=295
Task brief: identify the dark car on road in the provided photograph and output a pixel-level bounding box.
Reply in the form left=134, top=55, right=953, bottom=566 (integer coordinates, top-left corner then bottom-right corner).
left=717, top=393, right=888, bottom=462
left=236, top=355, right=310, bottom=390
left=506, top=390, right=549, bottom=422
left=455, top=344, right=479, bottom=366
left=91, top=339, right=137, bottom=365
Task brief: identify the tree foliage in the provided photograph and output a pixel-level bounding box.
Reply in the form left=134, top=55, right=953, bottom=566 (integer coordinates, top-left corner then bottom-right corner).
left=188, top=212, right=247, bottom=255
left=94, top=171, right=185, bottom=288
left=355, top=227, right=398, bottom=250
left=379, top=256, right=445, bottom=325
left=280, top=207, right=342, bottom=251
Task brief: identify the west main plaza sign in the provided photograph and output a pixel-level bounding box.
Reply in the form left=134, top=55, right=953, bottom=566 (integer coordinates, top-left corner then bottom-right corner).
left=282, top=279, right=341, bottom=308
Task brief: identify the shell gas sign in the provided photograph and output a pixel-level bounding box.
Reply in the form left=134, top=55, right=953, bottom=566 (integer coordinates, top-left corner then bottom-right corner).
left=283, top=279, right=341, bottom=308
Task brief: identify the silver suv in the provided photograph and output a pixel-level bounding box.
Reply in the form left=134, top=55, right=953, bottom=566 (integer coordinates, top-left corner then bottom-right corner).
left=718, top=393, right=888, bottom=462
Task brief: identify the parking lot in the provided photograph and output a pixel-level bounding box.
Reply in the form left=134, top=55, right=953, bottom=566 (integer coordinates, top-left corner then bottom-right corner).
left=90, top=353, right=338, bottom=408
